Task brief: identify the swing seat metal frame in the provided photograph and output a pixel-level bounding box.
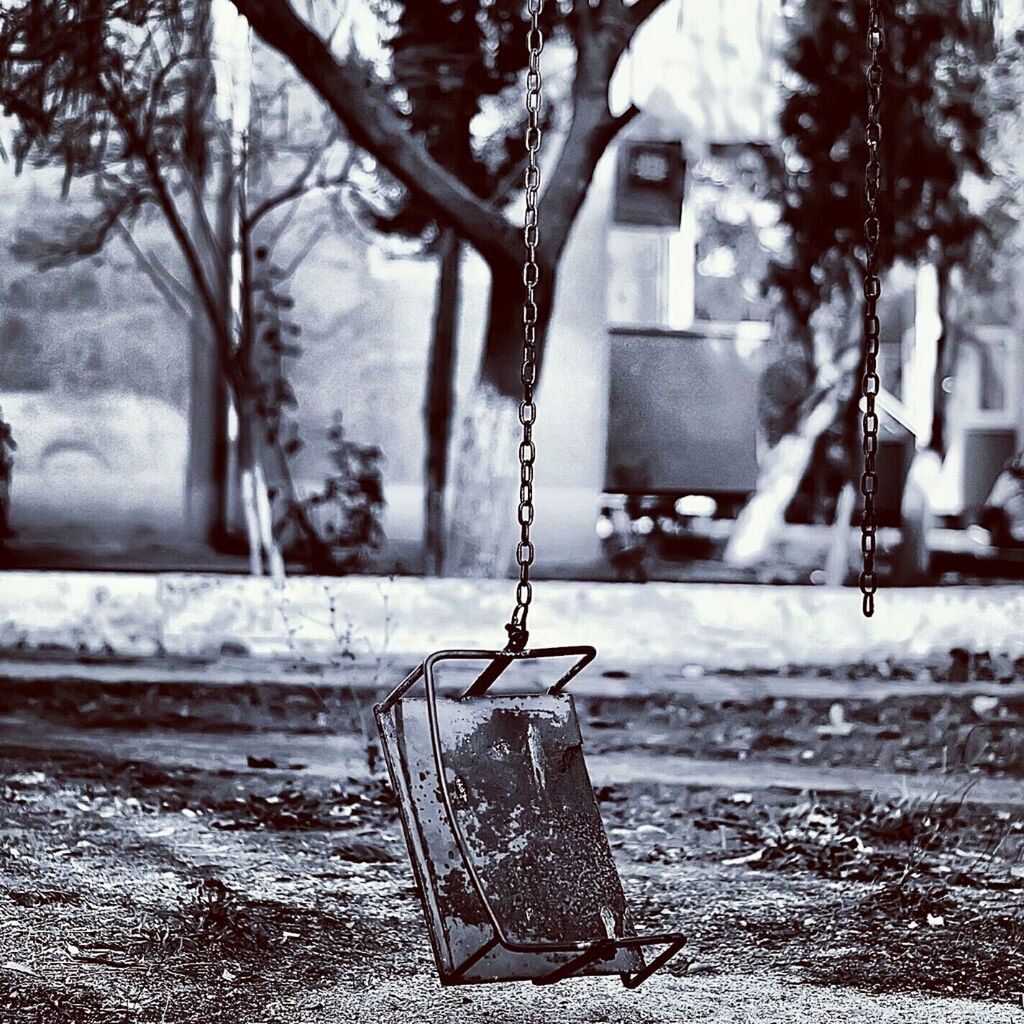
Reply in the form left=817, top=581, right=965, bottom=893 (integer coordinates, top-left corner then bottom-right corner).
left=375, top=645, right=687, bottom=987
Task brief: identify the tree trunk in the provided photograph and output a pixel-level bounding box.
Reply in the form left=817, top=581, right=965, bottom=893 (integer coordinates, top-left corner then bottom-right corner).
left=895, top=261, right=956, bottom=584
left=823, top=481, right=857, bottom=585
left=896, top=448, right=942, bottom=584
left=182, top=2, right=229, bottom=547
left=444, top=262, right=553, bottom=578
left=238, top=420, right=264, bottom=577
left=185, top=296, right=229, bottom=546
left=237, top=410, right=286, bottom=584
left=423, top=230, right=461, bottom=575
left=444, top=383, right=522, bottom=578
left=724, top=384, right=846, bottom=568
left=928, top=261, right=956, bottom=458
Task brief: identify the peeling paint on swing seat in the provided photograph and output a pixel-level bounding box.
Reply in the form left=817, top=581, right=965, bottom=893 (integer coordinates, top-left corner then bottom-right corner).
left=377, top=690, right=643, bottom=984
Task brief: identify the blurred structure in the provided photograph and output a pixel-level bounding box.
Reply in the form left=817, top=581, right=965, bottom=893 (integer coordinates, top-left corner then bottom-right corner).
left=0, top=0, right=1021, bottom=579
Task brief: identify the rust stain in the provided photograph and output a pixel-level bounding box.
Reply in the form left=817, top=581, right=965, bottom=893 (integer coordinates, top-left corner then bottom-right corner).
left=378, top=691, right=643, bottom=983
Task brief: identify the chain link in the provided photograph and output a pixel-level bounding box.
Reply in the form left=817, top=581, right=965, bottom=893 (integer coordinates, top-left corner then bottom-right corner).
left=505, top=0, right=544, bottom=652
left=860, top=0, right=883, bottom=618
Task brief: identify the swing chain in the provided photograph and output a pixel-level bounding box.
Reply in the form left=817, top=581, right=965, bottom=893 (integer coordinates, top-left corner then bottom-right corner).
left=506, top=0, right=544, bottom=653
left=860, top=0, right=883, bottom=619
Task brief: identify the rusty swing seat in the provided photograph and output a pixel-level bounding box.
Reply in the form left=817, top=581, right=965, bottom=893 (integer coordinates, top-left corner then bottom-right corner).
left=375, top=645, right=687, bottom=987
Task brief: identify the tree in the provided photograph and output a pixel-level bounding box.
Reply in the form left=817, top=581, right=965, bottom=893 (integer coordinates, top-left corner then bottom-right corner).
left=229, top=0, right=668, bottom=577
left=725, top=0, right=998, bottom=574
left=364, top=0, right=550, bottom=574
left=0, top=0, right=365, bottom=574
left=0, top=0, right=234, bottom=539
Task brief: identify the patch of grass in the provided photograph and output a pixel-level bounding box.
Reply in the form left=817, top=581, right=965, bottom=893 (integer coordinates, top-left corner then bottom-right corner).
left=700, top=790, right=1024, bottom=892
left=142, top=878, right=278, bottom=953
left=7, top=887, right=83, bottom=908
left=2, top=977, right=111, bottom=1024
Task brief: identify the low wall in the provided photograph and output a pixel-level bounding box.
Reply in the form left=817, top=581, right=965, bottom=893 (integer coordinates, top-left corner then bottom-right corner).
left=1, top=572, right=1021, bottom=671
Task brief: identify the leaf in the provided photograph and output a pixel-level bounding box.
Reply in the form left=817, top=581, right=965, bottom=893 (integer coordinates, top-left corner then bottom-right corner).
left=331, top=838, right=400, bottom=864
left=817, top=702, right=855, bottom=737
left=686, top=960, right=716, bottom=975
left=8, top=771, right=46, bottom=786
left=971, top=695, right=1000, bottom=717
left=2, top=961, right=37, bottom=976
left=723, top=848, right=765, bottom=866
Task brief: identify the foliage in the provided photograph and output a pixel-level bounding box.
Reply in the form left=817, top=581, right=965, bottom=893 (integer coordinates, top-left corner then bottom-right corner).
left=958, top=25, right=1024, bottom=322
left=367, top=0, right=560, bottom=242
left=0, top=0, right=205, bottom=245
left=247, top=248, right=386, bottom=571
left=691, top=145, right=779, bottom=324
left=249, top=246, right=303, bottom=451
left=0, top=410, right=15, bottom=541
left=770, top=0, right=996, bottom=327
left=0, top=412, right=15, bottom=473
left=299, top=413, right=386, bottom=571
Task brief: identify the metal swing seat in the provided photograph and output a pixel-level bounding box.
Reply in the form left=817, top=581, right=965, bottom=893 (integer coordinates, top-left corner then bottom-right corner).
left=375, top=644, right=687, bottom=986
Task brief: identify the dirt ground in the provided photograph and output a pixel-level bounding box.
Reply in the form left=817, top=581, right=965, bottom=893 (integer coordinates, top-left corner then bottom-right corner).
left=2, top=665, right=1023, bottom=1023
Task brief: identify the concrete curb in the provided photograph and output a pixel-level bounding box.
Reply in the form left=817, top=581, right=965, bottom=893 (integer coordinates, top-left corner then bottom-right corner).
left=1, top=571, right=1021, bottom=671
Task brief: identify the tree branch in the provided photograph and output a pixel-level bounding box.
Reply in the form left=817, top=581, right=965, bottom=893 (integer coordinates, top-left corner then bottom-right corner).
left=244, top=137, right=353, bottom=233
left=228, top=0, right=519, bottom=267
left=539, top=98, right=638, bottom=267
left=114, top=102, right=245, bottom=398
left=625, top=0, right=668, bottom=29
left=538, top=0, right=668, bottom=263
left=278, top=221, right=328, bottom=280
left=113, top=221, right=192, bottom=318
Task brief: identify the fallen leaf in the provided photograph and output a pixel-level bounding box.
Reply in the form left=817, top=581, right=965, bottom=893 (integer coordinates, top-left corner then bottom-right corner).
left=2, top=961, right=37, bottom=976
left=247, top=755, right=278, bottom=769
left=636, top=824, right=669, bottom=841
left=686, top=960, right=715, bottom=975
left=723, top=848, right=765, bottom=866
left=816, top=703, right=855, bottom=737
left=8, top=772, right=46, bottom=787
left=970, top=696, right=1000, bottom=717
